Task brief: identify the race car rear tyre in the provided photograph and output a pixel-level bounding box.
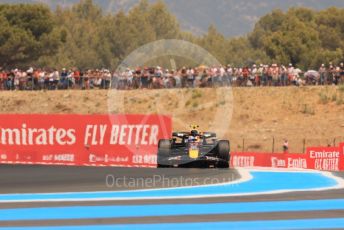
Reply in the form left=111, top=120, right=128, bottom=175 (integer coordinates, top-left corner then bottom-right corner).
left=157, top=139, right=171, bottom=168
left=158, top=139, right=171, bottom=149
left=217, top=140, right=230, bottom=162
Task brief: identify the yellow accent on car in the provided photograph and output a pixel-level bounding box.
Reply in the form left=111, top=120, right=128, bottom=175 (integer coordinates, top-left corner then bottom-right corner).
left=189, top=149, right=199, bottom=159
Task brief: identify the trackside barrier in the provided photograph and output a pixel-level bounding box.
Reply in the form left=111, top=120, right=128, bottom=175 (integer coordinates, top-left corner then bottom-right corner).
left=231, top=143, right=344, bottom=171
left=0, top=114, right=171, bottom=168
left=0, top=114, right=342, bottom=171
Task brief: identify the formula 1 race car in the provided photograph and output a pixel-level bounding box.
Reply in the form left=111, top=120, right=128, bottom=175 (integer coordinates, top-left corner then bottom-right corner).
left=157, top=125, right=230, bottom=168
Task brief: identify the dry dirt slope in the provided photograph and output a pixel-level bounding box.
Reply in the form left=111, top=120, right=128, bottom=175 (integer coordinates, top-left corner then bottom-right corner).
left=0, top=86, right=343, bottom=153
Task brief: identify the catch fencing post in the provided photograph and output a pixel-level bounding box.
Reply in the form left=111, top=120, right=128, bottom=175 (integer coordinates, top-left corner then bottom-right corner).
left=242, top=139, right=245, bottom=152
left=303, top=139, right=306, bottom=153
left=272, top=137, right=275, bottom=153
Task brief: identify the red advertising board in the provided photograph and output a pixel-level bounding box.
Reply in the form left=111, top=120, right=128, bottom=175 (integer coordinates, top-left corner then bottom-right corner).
left=231, top=152, right=310, bottom=169
left=307, top=146, right=343, bottom=171
left=231, top=144, right=344, bottom=171
left=0, top=114, right=171, bottom=167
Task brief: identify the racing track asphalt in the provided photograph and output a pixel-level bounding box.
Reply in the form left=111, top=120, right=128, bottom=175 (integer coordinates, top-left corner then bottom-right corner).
left=0, top=165, right=240, bottom=193
left=1, top=165, right=344, bottom=228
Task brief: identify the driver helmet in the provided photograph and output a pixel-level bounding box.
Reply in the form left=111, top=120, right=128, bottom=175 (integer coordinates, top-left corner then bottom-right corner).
left=190, top=130, right=198, bottom=137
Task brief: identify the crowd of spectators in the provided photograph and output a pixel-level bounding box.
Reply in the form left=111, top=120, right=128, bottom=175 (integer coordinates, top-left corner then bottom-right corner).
left=0, top=63, right=343, bottom=91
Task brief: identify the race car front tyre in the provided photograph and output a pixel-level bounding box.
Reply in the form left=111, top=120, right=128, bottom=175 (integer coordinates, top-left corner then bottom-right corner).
left=157, top=139, right=171, bottom=167
left=217, top=140, right=230, bottom=162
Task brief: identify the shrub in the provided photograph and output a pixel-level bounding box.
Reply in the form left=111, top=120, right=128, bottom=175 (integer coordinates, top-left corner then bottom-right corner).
left=301, top=104, right=315, bottom=115
left=191, top=90, right=202, bottom=99
left=318, top=92, right=329, bottom=104
left=338, top=85, right=344, bottom=93
left=336, top=95, right=344, bottom=105
left=332, top=93, right=337, bottom=102
left=185, top=100, right=191, bottom=107
left=192, top=101, right=199, bottom=108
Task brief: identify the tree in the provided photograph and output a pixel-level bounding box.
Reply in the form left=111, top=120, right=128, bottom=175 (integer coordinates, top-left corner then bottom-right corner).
left=72, top=0, right=102, bottom=20
left=1, top=1, right=343, bottom=70
left=0, top=4, right=60, bottom=68
left=199, top=25, right=227, bottom=64
left=249, top=9, right=285, bottom=49
left=147, top=0, right=180, bottom=39
left=226, top=37, right=270, bottom=66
